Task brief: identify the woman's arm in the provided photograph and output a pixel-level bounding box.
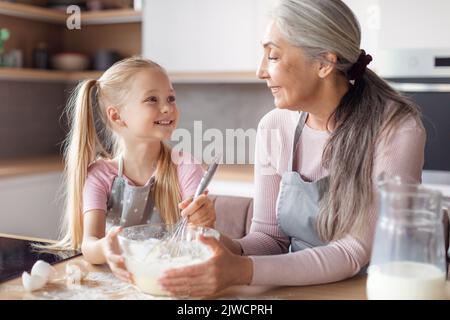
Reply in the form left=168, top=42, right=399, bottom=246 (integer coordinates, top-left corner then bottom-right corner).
left=235, top=114, right=291, bottom=255
left=220, top=234, right=243, bottom=255
left=247, top=120, right=426, bottom=286
left=160, top=236, right=254, bottom=297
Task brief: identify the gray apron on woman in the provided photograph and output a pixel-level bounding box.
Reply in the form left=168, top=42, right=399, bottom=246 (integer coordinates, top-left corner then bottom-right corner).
left=276, top=112, right=330, bottom=252
left=105, top=156, right=162, bottom=231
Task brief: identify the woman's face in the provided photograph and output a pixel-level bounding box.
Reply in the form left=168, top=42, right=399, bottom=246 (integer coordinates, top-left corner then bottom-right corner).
left=115, top=68, right=179, bottom=142
left=257, top=21, right=321, bottom=111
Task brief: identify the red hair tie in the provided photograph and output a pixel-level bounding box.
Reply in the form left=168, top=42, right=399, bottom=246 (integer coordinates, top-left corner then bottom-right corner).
left=347, top=50, right=373, bottom=81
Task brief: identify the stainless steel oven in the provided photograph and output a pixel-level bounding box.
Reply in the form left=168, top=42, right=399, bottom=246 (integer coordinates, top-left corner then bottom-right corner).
left=379, top=49, right=450, bottom=184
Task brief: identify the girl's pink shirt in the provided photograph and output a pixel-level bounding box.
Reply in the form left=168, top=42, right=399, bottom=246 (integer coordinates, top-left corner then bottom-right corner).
left=82, top=153, right=205, bottom=213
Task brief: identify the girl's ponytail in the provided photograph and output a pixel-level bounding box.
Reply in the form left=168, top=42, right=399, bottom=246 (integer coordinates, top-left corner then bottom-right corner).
left=63, top=79, right=100, bottom=249
left=49, top=79, right=99, bottom=250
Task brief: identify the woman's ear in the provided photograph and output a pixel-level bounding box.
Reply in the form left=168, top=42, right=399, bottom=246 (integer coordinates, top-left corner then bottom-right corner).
left=317, top=52, right=337, bottom=78
left=106, top=106, right=126, bottom=127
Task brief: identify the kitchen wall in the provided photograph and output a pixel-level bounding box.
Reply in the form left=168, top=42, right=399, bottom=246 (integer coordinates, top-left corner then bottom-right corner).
left=0, top=80, right=275, bottom=163
left=0, top=81, right=66, bottom=158
left=172, top=83, right=274, bottom=164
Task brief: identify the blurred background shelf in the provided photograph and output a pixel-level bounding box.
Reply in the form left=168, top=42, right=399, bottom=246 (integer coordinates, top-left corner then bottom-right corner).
left=0, top=155, right=63, bottom=178
left=0, top=68, right=102, bottom=82
left=169, top=71, right=263, bottom=83
left=0, top=1, right=141, bottom=25
left=0, top=2, right=260, bottom=83
left=0, top=1, right=64, bottom=24
left=0, top=68, right=263, bottom=83
left=81, top=8, right=141, bottom=25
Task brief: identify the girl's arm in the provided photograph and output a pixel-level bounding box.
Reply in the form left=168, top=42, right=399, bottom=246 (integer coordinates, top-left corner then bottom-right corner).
left=81, top=210, right=107, bottom=264
left=81, top=209, right=132, bottom=283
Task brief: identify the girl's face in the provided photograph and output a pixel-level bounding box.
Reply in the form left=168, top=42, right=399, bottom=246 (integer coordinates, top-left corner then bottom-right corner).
left=115, top=68, right=179, bottom=142
left=257, top=21, right=321, bottom=111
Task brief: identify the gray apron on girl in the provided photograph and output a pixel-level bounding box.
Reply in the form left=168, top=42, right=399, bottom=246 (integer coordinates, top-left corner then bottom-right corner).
left=276, top=112, right=330, bottom=252
left=105, top=156, right=162, bottom=232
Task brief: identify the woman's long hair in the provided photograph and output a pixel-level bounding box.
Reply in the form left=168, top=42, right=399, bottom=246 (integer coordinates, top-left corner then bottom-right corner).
left=272, top=0, right=423, bottom=241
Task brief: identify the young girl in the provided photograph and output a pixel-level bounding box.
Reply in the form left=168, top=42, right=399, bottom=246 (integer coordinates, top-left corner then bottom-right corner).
left=55, top=57, right=216, bottom=282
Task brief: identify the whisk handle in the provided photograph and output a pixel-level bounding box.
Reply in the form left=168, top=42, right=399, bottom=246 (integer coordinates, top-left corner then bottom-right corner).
left=193, top=159, right=220, bottom=198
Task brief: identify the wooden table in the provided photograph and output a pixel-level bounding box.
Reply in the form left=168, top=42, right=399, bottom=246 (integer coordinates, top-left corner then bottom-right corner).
left=0, top=234, right=368, bottom=300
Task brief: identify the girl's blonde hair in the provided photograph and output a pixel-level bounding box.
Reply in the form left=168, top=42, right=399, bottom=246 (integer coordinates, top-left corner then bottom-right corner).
left=52, top=57, right=181, bottom=250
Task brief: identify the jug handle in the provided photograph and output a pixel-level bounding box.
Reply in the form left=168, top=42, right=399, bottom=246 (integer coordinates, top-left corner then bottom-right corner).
left=444, top=196, right=450, bottom=206
left=443, top=196, right=450, bottom=220
left=443, top=196, right=450, bottom=263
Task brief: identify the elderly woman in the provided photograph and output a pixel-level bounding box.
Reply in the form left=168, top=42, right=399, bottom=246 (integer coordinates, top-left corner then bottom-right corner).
left=159, top=0, right=425, bottom=296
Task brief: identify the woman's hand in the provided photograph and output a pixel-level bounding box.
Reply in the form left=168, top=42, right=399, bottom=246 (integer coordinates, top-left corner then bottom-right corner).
left=101, top=226, right=133, bottom=283
left=158, top=235, right=253, bottom=297
left=179, top=191, right=216, bottom=228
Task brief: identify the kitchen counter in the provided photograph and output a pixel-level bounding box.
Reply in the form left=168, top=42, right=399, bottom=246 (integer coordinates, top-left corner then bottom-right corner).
left=1, top=156, right=448, bottom=199
left=0, top=155, right=63, bottom=179
left=0, top=155, right=253, bottom=181
left=0, top=248, right=367, bottom=300
left=0, top=155, right=255, bottom=197
left=0, top=257, right=368, bottom=300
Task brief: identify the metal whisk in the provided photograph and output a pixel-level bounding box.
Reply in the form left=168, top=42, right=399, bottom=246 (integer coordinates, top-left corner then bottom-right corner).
left=144, top=155, right=220, bottom=259
left=166, top=156, right=220, bottom=257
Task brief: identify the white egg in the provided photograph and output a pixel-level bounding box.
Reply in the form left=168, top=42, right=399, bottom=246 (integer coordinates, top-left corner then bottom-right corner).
left=68, top=260, right=89, bottom=279
left=31, top=260, right=56, bottom=281
left=65, top=266, right=82, bottom=285
left=22, top=271, right=47, bottom=292
left=65, top=261, right=89, bottom=285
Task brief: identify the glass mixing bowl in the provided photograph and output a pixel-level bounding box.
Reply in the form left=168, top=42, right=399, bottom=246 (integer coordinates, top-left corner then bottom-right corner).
left=118, top=223, right=219, bottom=296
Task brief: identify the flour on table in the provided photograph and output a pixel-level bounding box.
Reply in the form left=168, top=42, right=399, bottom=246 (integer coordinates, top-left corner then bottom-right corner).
left=0, top=271, right=177, bottom=300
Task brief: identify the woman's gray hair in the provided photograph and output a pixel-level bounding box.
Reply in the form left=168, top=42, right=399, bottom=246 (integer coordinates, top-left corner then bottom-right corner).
left=271, top=0, right=423, bottom=241
left=271, top=0, right=362, bottom=77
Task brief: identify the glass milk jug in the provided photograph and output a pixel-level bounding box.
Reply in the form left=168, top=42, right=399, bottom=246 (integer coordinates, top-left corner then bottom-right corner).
left=367, top=178, right=449, bottom=300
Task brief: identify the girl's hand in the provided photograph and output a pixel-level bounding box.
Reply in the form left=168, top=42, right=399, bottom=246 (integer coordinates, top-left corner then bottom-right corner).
left=179, top=191, right=216, bottom=228
left=101, top=226, right=133, bottom=283
left=158, top=235, right=253, bottom=297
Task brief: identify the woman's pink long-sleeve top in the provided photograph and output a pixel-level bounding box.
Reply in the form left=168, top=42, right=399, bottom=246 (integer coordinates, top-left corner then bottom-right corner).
left=236, top=107, right=426, bottom=286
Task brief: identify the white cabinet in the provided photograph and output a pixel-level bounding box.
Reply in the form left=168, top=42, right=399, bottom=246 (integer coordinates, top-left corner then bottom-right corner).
left=344, top=0, right=450, bottom=49
left=143, top=0, right=275, bottom=73
left=0, top=172, right=63, bottom=240
left=343, top=0, right=450, bottom=72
